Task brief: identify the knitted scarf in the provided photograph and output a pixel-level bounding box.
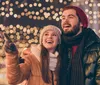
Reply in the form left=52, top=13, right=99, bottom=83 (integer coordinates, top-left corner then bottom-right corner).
left=59, top=28, right=98, bottom=85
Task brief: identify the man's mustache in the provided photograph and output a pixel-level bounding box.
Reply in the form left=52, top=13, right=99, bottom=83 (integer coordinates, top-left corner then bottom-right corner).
left=63, top=22, right=71, bottom=27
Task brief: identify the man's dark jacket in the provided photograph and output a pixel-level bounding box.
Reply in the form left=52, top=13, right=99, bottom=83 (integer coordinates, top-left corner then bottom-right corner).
left=59, top=28, right=100, bottom=85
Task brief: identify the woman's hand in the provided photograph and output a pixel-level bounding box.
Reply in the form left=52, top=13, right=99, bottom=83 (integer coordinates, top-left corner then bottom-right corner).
left=4, top=33, right=18, bottom=55
left=4, top=41, right=18, bottom=55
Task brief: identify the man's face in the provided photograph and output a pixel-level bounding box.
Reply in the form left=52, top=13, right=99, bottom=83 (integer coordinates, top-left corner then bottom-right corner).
left=61, top=9, right=82, bottom=37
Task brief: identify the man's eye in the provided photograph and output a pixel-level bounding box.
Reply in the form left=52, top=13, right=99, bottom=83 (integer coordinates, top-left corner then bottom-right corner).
left=62, top=17, right=65, bottom=20
left=69, top=16, right=73, bottom=18
left=68, top=15, right=75, bottom=18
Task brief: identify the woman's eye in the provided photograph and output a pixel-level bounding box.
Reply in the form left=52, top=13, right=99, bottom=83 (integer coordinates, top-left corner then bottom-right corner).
left=44, top=33, right=48, bottom=36
left=52, top=34, right=57, bottom=36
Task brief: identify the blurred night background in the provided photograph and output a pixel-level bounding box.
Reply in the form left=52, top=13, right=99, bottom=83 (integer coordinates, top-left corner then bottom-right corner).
left=0, top=0, right=100, bottom=85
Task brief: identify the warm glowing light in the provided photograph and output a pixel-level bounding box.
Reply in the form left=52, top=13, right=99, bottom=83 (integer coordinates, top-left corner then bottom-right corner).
left=59, top=11, right=62, bottom=15
left=40, top=9, right=43, bottom=13
left=9, top=25, right=13, bottom=28
left=21, top=12, right=25, bottom=16
left=56, top=17, right=60, bottom=21
left=9, top=8, right=13, bottom=12
left=17, top=15, right=21, bottom=18
left=59, top=0, right=63, bottom=3
left=32, top=11, right=35, bottom=15
left=97, top=3, right=100, bottom=7
left=1, top=7, right=4, bottom=11
left=45, top=0, right=49, bottom=2
left=41, top=17, right=44, bottom=20
left=5, top=1, right=9, bottom=4
left=47, top=7, right=50, bottom=11
left=89, top=3, right=93, bottom=7
left=98, top=30, right=100, bottom=33
left=24, top=8, right=28, bottom=12
left=90, top=20, right=93, bottom=24
left=1, top=12, right=5, bottom=16
left=2, top=2, right=5, bottom=5
left=50, top=0, right=53, bottom=2
left=0, top=0, right=100, bottom=46
left=85, top=1, right=88, bottom=4
left=63, top=1, right=67, bottom=4
left=37, top=16, right=41, bottom=20
left=34, top=3, right=37, bottom=6
left=29, top=4, right=33, bottom=7
left=24, top=3, right=28, bottom=6
left=14, top=14, right=18, bottom=18
left=29, top=15, right=32, bottom=19
left=38, top=3, right=42, bottom=7
left=89, top=11, right=92, bottom=14
left=20, top=4, right=24, bottom=8
left=85, top=9, right=89, bottom=12
left=51, top=11, right=55, bottom=14
left=16, top=24, right=20, bottom=28
left=15, top=1, right=19, bottom=5
left=36, top=11, right=39, bottom=15
left=50, top=5, right=54, bottom=9
left=10, top=3, right=13, bottom=6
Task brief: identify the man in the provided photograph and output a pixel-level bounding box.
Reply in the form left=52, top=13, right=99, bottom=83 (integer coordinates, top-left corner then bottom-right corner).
left=59, top=5, right=100, bottom=85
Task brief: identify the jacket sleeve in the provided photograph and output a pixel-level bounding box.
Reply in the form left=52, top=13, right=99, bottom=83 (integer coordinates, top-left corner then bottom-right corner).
left=5, top=48, right=32, bottom=85
left=95, top=46, right=100, bottom=85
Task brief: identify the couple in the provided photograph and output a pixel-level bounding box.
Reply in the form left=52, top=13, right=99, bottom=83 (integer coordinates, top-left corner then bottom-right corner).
left=4, top=5, right=100, bottom=85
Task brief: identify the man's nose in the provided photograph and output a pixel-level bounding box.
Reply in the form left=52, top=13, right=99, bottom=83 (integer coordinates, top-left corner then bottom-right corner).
left=65, top=17, right=69, bottom=22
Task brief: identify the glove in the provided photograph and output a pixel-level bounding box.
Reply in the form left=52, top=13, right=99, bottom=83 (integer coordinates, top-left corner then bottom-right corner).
left=4, top=41, right=18, bottom=54
left=4, top=33, right=18, bottom=54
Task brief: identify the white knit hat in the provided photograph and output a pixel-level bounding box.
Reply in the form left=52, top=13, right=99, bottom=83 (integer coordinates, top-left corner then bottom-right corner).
left=40, top=25, right=62, bottom=45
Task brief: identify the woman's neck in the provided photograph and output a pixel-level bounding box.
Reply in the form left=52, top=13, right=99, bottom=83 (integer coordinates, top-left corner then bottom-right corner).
left=48, top=48, right=55, bottom=53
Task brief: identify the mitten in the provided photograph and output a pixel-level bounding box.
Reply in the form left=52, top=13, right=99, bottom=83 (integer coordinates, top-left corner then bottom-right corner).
left=4, top=33, right=18, bottom=55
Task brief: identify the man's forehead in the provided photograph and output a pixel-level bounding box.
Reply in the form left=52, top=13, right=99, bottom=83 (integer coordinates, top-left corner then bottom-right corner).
left=62, top=9, right=77, bottom=16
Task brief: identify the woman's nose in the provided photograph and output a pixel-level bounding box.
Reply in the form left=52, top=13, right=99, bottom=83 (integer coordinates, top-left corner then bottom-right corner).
left=48, top=35, right=52, bottom=38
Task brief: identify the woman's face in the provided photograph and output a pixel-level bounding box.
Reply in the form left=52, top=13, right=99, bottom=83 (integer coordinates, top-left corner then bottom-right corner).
left=42, top=30, right=59, bottom=52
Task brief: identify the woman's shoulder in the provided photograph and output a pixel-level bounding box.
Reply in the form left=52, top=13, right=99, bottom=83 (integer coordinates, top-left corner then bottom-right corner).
left=22, top=48, right=31, bottom=55
left=21, top=44, right=41, bottom=61
left=31, top=44, right=41, bottom=50
left=22, top=44, right=39, bottom=55
left=30, top=44, right=41, bottom=62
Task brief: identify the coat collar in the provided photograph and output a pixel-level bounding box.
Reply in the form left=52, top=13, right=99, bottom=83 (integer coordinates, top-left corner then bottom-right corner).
left=30, top=44, right=41, bottom=62
left=30, top=44, right=59, bottom=62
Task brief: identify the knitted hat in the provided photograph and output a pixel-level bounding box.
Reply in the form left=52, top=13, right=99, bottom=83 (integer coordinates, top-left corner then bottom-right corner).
left=63, top=5, right=88, bottom=28
left=40, top=25, right=62, bottom=45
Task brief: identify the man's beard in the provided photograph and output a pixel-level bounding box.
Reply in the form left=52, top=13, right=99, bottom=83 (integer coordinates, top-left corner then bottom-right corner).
left=63, top=23, right=80, bottom=37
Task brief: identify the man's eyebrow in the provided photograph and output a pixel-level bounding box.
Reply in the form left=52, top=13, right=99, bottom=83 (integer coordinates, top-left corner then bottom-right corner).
left=61, top=15, right=65, bottom=17
left=62, top=14, right=75, bottom=17
left=68, top=14, right=75, bottom=17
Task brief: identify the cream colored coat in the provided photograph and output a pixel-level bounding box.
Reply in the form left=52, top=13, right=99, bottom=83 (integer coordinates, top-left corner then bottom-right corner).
left=5, top=45, right=59, bottom=85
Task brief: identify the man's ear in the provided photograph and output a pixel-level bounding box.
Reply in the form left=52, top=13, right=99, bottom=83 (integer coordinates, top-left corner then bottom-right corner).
left=80, top=22, right=83, bottom=27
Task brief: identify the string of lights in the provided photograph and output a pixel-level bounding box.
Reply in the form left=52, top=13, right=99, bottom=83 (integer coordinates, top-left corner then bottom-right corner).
left=0, top=0, right=100, bottom=85
left=0, top=0, right=100, bottom=51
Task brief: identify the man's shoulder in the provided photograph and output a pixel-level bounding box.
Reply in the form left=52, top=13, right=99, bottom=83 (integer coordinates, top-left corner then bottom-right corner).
left=85, top=39, right=100, bottom=51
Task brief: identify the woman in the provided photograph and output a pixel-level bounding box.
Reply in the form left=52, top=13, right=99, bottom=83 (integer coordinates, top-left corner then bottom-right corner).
left=4, top=25, right=61, bottom=85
